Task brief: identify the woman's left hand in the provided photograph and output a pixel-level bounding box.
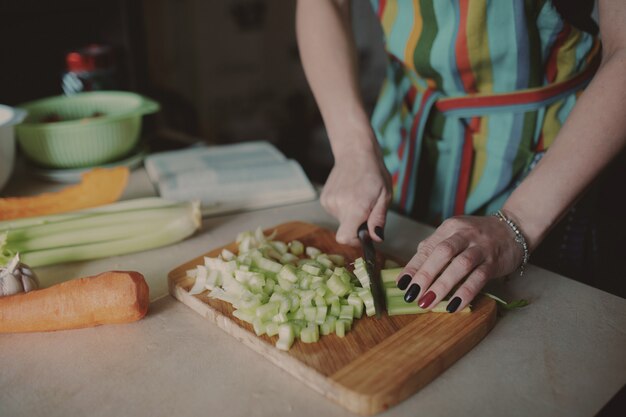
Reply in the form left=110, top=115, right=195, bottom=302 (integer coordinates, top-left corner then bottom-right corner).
left=395, top=213, right=525, bottom=312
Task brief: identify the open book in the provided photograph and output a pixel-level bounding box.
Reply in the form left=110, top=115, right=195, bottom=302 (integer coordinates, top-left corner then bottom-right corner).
left=144, top=141, right=317, bottom=216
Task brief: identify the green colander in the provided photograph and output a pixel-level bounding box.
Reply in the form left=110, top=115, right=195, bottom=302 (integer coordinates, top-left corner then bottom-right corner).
left=16, top=91, right=160, bottom=169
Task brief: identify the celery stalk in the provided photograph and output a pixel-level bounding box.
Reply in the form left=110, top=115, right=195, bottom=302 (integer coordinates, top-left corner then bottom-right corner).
left=5, top=205, right=190, bottom=242
left=0, top=197, right=179, bottom=230
left=385, top=295, right=471, bottom=315
left=19, top=212, right=200, bottom=267
left=381, top=268, right=402, bottom=285
left=1, top=199, right=201, bottom=267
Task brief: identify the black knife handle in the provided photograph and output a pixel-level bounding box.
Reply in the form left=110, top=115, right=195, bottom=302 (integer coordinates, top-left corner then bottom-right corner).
left=357, top=221, right=376, bottom=266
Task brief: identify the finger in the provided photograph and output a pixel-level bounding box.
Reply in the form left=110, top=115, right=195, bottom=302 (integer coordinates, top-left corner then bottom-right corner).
left=404, top=234, right=469, bottom=303
left=416, top=246, right=485, bottom=309
left=320, top=186, right=341, bottom=218
left=395, top=237, right=435, bottom=289
left=444, top=264, right=492, bottom=313
left=367, top=189, right=389, bottom=242
left=395, top=232, right=451, bottom=288
left=336, top=214, right=366, bottom=247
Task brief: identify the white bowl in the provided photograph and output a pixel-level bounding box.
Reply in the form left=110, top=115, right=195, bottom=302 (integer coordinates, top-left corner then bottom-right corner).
left=0, top=105, right=28, bottom=191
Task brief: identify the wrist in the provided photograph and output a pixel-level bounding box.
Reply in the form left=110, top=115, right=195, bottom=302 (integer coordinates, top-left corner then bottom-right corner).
left=327, top=121, right=380, bottom=161
left=492, top=210, right=530, bottom=276
left=499, top=205, right=550, bottom=253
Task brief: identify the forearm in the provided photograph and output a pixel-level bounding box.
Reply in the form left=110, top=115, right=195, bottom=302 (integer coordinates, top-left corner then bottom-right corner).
left=503, top=49, right=626, bottom=250
left=295, top=0, right=376, bottom=158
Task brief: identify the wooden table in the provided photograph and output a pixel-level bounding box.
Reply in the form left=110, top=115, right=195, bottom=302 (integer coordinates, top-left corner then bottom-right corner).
left=1, top=168, right=625, bottom=417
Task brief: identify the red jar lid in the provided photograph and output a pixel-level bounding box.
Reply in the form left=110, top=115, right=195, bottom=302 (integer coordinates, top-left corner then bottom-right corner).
left=66, top=45, right=115, bottom=73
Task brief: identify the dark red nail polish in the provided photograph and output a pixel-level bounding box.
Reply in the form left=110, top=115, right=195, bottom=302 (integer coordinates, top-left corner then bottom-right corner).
left=418, top=291, right=436, bottom=308
left=374, top=226, right=384, bottom=240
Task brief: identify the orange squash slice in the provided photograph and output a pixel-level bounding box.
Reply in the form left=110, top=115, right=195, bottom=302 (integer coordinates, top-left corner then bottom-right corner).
left=0, top=167, right=129, bottom=220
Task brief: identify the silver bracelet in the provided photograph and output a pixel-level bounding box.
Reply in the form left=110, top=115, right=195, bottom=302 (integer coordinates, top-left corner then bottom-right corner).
left=492, top=210, right=530, bottom=276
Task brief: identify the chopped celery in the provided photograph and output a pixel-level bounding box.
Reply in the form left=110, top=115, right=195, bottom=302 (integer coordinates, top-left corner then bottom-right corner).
left=288, top=240, right=304, bottom=256
left=300, top=323, right=319, bottom=343
left=314, top=286, right=326, bottom=298
left=339, top=305, right=354, bottom=320
left=303, top=306, right=317, bottom=323
left=324, top=294, right=339, bottom=304
left=263, top=278, right=275, bottom=294
left=278, top=264, right=299, bottom=283
left=252, top=318, right=267, bottom=336
left=269, top=240, right=288, bottom=255
left=333, top=267, right=352, bottom=284
left=315, top=306, right=328, bottom=324
left=315, top=255, right=334, bottom=269
left=262, top=245, right=282, bottom=261
left=327, top=254, right=345, bottom=267
left=189, top=227, right=471, bottom=352
left=265, top=322, right=280, bottom=337
left=353, top=258, right=371, bottom=289
left=277, top=276, right=295, bottom=291
left=279, top=252, right=299, bottom=265
left=301, top=263, right=321, bottom=276
left=320, top=316, right=336, bottom=335
left=255, top=302, right=280, bottom=320
left=251, top=251, right=282, bottom=273
left=276, top=324, right=295, bottom=351
left=305, top=246, right=321, bottom=258
left=347, top=293, right=364, bottom=318
left=272, top=313, right=289, bottom=324
left=335, top=320, right=347, bottom=338
left=327, top=274, right=350, bottom=297
left=221, top=248, right=236, bottom=261
left=232, top=309, right=255, bottom=323
left=298, top=275, right=311, bottom=290
left=188, top=266, right=208, bottom=295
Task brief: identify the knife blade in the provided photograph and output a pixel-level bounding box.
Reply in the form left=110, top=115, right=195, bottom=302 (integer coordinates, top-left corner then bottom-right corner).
left=357, top=222, right=386, bottom=319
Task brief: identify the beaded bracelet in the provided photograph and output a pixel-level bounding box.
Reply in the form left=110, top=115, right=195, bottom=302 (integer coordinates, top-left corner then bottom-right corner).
left=492, top=210, right=530, bottom=276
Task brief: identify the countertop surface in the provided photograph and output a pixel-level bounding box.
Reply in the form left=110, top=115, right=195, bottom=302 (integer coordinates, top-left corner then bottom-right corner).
left=1, top=167, right=625, bottom=417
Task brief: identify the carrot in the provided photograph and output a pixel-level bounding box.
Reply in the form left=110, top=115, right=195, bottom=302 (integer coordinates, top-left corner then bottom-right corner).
left=0, top=166, right=129, bottom=220
left=0, top=271, right=149, bottom=333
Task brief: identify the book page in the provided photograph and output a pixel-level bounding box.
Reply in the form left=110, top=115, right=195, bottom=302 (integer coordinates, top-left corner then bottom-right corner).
left=144, top=142, right=317, bottom=216
left=144, top=141, right=287, bottom=183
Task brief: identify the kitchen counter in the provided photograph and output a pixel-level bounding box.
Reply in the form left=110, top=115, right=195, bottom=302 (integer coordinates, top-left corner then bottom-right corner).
left=1, top=167, right=625, bottom=417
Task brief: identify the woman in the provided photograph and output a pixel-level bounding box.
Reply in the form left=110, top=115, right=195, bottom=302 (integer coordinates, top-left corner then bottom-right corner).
left=296, top=0, right=626, bottom=311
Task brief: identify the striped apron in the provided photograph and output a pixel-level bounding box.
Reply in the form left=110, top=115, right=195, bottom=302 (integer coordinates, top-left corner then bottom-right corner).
left=369, top=0, right=601, bottom=224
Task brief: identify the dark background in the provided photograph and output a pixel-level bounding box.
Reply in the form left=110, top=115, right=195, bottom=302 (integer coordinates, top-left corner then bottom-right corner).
left=1, top=0, right=623, bottom=298
left=0, top=0, right=386, bottom=185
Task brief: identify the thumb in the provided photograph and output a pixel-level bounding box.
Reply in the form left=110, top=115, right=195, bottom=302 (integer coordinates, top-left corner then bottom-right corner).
left=336, top=214, right=364, bottom=247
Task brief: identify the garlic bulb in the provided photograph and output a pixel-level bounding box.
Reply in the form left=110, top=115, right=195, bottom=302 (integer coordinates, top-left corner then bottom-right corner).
left=0, top=254, right=39, bottom=297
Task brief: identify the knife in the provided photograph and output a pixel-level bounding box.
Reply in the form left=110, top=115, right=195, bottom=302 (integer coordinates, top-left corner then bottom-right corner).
left=357, top=222, right=386, bottom=319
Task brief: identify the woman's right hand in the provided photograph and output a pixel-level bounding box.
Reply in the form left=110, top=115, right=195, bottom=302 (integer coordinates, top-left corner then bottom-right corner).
left=321, top=139, right=392, bottom=247
left=295, top=0, right=392, bottom=244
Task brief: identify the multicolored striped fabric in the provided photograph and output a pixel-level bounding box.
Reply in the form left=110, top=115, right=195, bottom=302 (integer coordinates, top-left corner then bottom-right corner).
left=368, top=0, right=600, bottom=224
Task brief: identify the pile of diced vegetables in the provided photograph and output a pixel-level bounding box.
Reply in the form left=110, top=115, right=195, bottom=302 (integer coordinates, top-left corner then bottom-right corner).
left=186, top=227, right=386, bottom=350
left=184, top=227, right=509, bottom=351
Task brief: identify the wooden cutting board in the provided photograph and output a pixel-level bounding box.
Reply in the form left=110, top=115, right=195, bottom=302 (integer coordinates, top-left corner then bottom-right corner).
left=168, top=221, right=497, bottom=415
